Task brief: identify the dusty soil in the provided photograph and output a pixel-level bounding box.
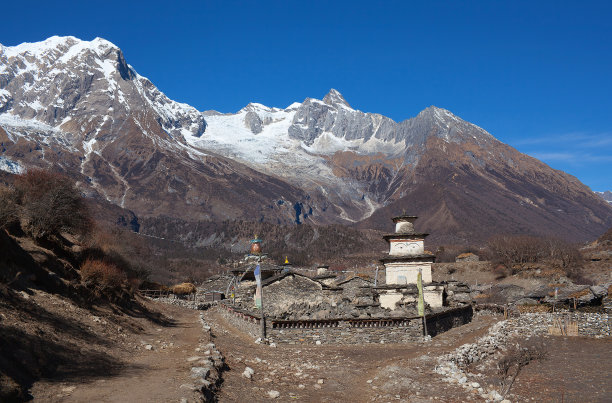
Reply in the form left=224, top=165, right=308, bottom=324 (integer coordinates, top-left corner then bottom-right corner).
left=0, top=288, right=206, bottom=402
left=511, top=337, right=612, bottom=402
left=205, top=308, right=499, bottom=402
left=31, top=304, right=204, bottom=402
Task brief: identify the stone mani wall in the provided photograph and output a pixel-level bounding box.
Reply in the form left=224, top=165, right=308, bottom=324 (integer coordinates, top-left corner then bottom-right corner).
left=269, top=319, right=422, bottom=344
left=262, top=275, right=334, bottom=313
left=217, top=304, right=474, bottom=344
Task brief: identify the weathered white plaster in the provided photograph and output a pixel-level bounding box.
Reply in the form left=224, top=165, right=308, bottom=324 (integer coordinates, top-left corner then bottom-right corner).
left=385, top=262, right=432, bottom=284
left=389, top=239, right=424, bottom=256
left=379, top=291, right=403, bottom=310
left=424, top=285, right=444, bottom=308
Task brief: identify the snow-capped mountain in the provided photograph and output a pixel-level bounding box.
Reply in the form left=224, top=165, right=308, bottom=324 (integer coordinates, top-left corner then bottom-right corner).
left=595, top=191, right=612, bottom=204
left=0, top=36, right=205, bottom=138
left=185, top=88, right=503, bottom=223
left=1, top=36, right=611, bottom=243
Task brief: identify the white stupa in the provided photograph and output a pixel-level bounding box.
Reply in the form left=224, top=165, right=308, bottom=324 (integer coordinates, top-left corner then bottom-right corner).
left=381, top=215, right=434, bottom=284
left=377, top=215, right=444, bottom=310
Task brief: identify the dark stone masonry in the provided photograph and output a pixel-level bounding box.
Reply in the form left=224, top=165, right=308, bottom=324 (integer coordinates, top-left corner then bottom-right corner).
left=217, top=303, right=473, bottom=344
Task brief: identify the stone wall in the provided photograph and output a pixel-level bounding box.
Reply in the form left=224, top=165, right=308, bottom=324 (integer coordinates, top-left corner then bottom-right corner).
left=218, top=305, right=262, bottom=339
left=425, top=305, right=474, bottom=337
left=505, top=312, right=610, bottom=337
left=217, top=303, right=474, bottom=344
left=194, top=313, right=226, bottom=401
left=262, top=275, right=334, bottom=313
left=339, top=278, right=373, bottom=302
left=269, top=320, right=422, bottom=344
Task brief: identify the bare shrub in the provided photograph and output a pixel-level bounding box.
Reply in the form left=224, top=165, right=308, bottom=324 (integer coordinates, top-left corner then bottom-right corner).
left=435, top=246, right=457, bottom=263
left=80, top=259, right=126, bottom=289
left=498, top=340, right=547, bottom=397
left=546, top=238, right=583, bottom=268
left=492, top=263, right=510, bottom=280
left=14, top=170, right=91, bottom=239
left=81, top=222, right=151, bottom=283
left=436, top=245, right=483, bottom=263
left=565, top=266, right=594, bottom=285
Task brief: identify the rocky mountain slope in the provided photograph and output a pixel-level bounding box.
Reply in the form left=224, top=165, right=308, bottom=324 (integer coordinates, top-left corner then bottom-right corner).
left=1, top=36, right=611, bottom=244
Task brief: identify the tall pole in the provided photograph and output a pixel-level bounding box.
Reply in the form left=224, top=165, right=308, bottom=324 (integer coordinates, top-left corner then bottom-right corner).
left=418, top=269, right=428, bottom=337
left=258, top=256, right=266, bottom=340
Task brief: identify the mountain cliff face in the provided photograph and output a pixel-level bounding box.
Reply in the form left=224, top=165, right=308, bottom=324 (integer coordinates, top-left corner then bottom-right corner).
left=0, top=36, right=313, bottom=224
left=1, top=36, right=611, bottom=243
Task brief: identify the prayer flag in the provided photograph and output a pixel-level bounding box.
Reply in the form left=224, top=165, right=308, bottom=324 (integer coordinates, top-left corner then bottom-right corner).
left=417, top=270, right=424, bottom=317
left=254, top=264, right=262, bottom=308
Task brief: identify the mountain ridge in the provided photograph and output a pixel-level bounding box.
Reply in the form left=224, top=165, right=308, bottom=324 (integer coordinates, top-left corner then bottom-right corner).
left=1, top=36, right=611, bottom=243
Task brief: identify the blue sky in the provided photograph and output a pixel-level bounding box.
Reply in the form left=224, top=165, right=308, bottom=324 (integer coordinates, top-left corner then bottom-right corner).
left=1, top=1, right=611, bottom=190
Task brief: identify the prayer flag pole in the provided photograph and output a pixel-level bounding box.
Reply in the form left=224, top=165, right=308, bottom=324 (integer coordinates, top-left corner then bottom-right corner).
left=417, top=269, right=428, bottom=337
left=254, top=258, right=266, bottom=340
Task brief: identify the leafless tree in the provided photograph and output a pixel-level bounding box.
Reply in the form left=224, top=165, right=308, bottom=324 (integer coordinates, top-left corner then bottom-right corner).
left=0, top=184, right=19, bottom=229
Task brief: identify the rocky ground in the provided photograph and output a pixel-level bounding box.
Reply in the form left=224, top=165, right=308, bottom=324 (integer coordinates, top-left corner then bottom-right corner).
left=203, top=306, right=611, bottom=402
left=204, top=308, right=499, bottom=402
left=3, top=288, right=610, bottom=402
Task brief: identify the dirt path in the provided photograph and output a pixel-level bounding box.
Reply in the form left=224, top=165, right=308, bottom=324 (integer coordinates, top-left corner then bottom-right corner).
left=204, top=308, right=498, bottom=402
left=31, top=303, right=204, bottom=403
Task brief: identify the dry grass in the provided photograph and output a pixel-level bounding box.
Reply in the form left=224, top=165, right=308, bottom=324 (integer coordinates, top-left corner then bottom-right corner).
left=170, top=282, right=196, bottom=295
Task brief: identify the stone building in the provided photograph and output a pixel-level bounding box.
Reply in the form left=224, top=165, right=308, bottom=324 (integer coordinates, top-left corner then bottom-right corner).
left=312, top=265, right=338, bottom=286
left=336, top=276, right=374, bottom=302
left=224, top=214, right=470, bottom=322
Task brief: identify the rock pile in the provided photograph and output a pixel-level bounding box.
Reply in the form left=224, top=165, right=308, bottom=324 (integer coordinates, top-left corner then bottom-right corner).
left=148, top=296, right=216, bottom=310
left=183, top=313, right=226, bottom=402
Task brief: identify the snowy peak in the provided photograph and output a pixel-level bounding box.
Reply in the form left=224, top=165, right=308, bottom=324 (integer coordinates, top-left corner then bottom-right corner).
left=323, top=89, right=351, bottom=108
left=1, top=36, right=120, bottom=64
left=403, top=105, right=496, bottom=146
left=239, top=102, right=280, bottom=114
left=0, top=35, right=206, bottom=143
left=417, top=105, right=464, bottom=125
